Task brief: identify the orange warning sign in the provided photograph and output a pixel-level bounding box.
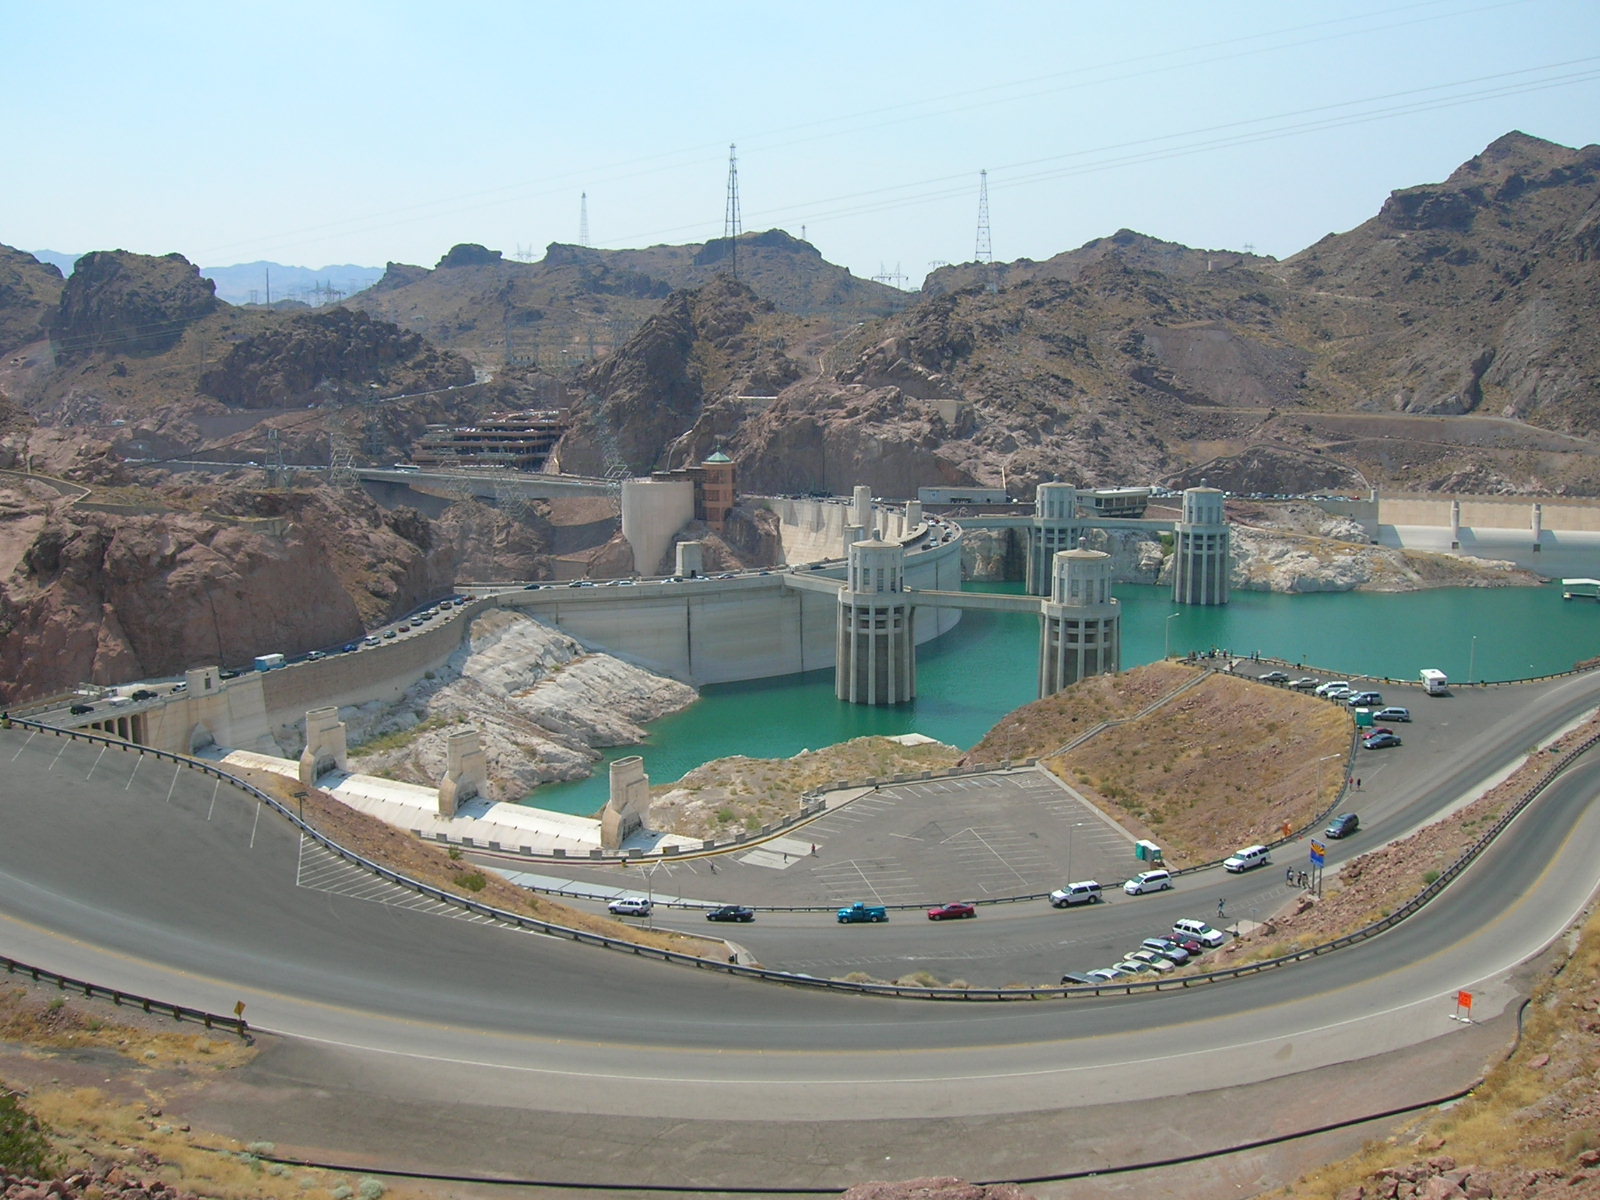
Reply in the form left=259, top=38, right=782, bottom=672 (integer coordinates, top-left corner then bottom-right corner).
left=1456, top=990, right=1473, bottom=1011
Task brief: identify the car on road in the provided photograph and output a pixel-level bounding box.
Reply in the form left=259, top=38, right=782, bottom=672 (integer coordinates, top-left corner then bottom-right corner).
left=706, top=905, right=755, bottom=923
left=1172, top=918, right=1228, bottom=947
left=342, top=643, right=358, bottom=653
left=69, top=703, right=94, bottom=714
left=1374, top=706, right=1411, bottom=723
left=927, top=902, right=977, bottom=921
left=383, top=630, right=397, bottom=639
left=1123, top=870, right=1173, bottom=895
left=838, top=902, right=888, bottom=924
left=1289, top=677, right=1319, bottom=690
left=305, top=650, right=326, bottom=661
left=1124, top=950, right=1175, bottom=972
left=1363, top=731, right=1402, bottom=749
left=1224, top=844, right=1271, bottom=872
left=130, top=689, right=157, bottom=701
left=1325, top=812, right=1360, bottom=839
left=1049, top=881, right=1103, bottom=907
left=1259, top=671, right=1289, bottom=683
left=607, top=897, right=653, bottom=917
left=363, top=635, right=381, bottom=646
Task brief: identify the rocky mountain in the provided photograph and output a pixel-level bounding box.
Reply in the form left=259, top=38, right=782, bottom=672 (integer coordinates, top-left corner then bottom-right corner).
left=52, top=250, right=219, bottom=361
left=347, top=230, right=910, bottom=371
left=199, top=306, right=475, bottom=408
left=553, top=273, right=807, bottom=475
left=565, top=133, right=1599, bottom=500
left=0, top=246, right=64, bottom=356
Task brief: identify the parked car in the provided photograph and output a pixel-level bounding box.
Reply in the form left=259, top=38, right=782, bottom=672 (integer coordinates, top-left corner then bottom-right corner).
left=1289, top=677, right=1319, bottom=690
left=363, top=635, right=381, bottom=646
left=1059, top=972, right=1097, bottom=986
left=1374, top=706, right=1411, bottom=723
left=1142, top=936, right=1193, bottom=963
left=1123, top=870, right=1173, bottom=895
left=1125, top=949, right=1175, bottom=972
left=1085, top=967, right=1129, bottom=982
left=1173, top=918, right=1228, bottom=947
left=129, top=689, right=156, bottom=700
left=1314, top=681, right=1351, bottom=697
left=927, top=902, right=977, bottom=921
left=1346, top=691, right=1384, bottom=707
left=1113, top=958, right=1154, bottom=974
left=1364, top=731, right=1402, bottom=749
left=706, top=905, right=755, bottom=923
left=1259, top=671, right=1289, bottom=683
left=1326, top=813, right=1360, bottom=839
left=838, top=902, right=888, bottom=924
left=305, top=650, right=326, bottom=661
left=607, top=896, right=653, bottom=917
left=342, top=643, right=358, bottom=653
left=1049, top=881, right=1103, bottom=907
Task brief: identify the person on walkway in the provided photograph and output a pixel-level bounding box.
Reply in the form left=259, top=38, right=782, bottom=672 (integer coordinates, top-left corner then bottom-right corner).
left=1217, top=898, right=1227, bottom=920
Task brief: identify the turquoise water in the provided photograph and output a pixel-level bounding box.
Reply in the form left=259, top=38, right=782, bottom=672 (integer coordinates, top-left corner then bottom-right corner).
left=526, top=581, right=1600, bottom=814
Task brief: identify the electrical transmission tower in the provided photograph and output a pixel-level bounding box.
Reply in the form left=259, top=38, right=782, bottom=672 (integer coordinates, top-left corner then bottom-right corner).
left=580, top=192, right=590, bottom=247
left=872, top=263, right=908, bottom=289
left=975, top=169, right=993, bottom=265
left=723, top=143, right=742, bottom=279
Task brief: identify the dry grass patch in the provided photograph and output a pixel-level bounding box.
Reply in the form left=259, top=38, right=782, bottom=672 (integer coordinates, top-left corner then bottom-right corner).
left=972, top=665, right=1348, bottom=866
left=651, top=735, right=961, bottom=840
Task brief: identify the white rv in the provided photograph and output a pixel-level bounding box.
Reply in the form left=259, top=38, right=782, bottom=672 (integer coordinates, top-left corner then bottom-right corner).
left=1420, top=668, right=1449, bottom=695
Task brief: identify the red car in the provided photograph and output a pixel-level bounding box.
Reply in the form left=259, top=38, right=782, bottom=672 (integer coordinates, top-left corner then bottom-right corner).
left=927, top=902, right=977, bottom=921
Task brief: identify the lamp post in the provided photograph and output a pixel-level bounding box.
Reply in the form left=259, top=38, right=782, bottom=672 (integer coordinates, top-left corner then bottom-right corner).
left=1469, top=635, right=1478, bottom=684
left=1165, top=612, right=1181, bottom=660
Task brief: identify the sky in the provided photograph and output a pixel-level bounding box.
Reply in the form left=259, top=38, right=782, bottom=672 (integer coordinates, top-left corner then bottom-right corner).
left=8, top=0, right=1600, bottom=287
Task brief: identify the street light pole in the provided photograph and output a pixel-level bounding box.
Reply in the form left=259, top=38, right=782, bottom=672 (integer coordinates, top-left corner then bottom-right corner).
left=1165, top=612, right=1180, bottom=660
left=1469, top=635, right=1478, bottom=684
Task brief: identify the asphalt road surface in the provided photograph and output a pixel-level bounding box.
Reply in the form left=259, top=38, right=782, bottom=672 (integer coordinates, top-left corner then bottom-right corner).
left=3, top=668, right=1600, bottom=1187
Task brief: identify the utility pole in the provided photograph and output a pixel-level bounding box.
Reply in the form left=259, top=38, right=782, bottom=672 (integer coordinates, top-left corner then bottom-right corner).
left=580, top=191, right=590, bottom=247
left=723, top=143, right=742, bottom=280
left=975, top=169, right=993, bottom=265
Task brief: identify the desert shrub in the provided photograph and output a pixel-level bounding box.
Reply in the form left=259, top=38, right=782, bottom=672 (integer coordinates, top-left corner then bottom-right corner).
left=0, top=1092, right=59, bottom=1178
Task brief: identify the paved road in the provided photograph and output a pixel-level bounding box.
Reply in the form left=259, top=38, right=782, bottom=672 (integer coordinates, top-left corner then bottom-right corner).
left=3, top=669, right=1600, bottom=1185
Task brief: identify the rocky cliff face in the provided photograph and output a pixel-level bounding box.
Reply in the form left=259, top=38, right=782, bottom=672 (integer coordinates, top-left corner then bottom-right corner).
left=343, top=607, right=697, bottom=798
left=0, top=245, right=64, bottom=356
left=557, top=275, right=805, bottom=475
left=199, top=306, right=475, bottom=408
left=51, top=250, right=218, bottom=361
left=0, top=484, right=488, bottom=702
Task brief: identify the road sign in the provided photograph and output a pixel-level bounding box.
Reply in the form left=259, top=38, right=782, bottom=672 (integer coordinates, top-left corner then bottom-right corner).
left=1309, top=839, right=1325, bottom=867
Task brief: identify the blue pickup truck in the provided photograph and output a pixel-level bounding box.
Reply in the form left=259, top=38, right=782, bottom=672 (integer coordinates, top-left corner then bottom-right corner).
left=837, top=902, right=888, bottom=924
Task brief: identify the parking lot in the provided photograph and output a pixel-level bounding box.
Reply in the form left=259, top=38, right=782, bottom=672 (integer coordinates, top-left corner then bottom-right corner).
left=525, top=768, right=1145, bottom=911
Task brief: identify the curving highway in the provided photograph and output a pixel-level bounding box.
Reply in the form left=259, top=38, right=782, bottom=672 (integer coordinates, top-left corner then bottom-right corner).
left=4, top=668, right=1600, bottom=1186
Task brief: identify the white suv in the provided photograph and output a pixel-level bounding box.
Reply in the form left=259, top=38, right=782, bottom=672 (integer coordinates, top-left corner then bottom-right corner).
left=607, top=896, right=653, bottom=916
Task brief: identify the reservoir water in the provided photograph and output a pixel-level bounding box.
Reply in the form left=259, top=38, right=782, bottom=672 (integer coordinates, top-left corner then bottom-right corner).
left=526, top=582, right=1600, bottom=814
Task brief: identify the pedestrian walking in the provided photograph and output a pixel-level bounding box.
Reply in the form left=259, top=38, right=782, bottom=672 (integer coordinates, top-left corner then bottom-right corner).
left=1217, top=898, right=1226, bottom=920
left=1286, top=866, right=1294, bottom=884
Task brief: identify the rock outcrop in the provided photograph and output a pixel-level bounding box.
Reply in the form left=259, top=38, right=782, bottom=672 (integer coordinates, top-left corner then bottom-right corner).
left=51, top=250, right=218, bottom=361
left=343, top=608, right=697, bottom=797
left=199, top=306, right=474, bottom=408
left=0, top=244, right=64, bottom=355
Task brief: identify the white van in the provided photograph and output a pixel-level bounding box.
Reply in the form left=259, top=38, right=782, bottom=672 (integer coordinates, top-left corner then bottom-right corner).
left=1224, top=844, right=1271, bottom=873
left=1123, top=869, right=1173, bottom=895
left=1049, top=881, right=1103, bottom=908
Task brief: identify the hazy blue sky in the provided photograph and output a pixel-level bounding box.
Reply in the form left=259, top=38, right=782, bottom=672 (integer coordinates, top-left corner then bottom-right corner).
left=9, top=0, right=1599, bottom=285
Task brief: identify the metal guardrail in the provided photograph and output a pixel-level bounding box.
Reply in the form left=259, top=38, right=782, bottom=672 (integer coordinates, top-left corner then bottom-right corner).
left=0, top=954, right=250, bottom=1037
left=4, top=712, right=1594, bottom=1004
